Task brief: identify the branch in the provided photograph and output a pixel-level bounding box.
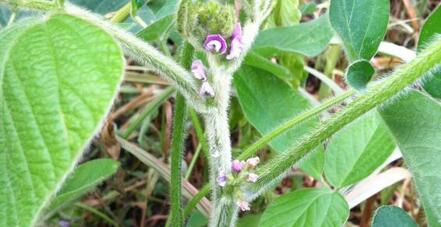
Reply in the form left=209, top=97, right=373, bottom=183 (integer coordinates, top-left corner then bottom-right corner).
left=244, top=37, right=441, bottom=200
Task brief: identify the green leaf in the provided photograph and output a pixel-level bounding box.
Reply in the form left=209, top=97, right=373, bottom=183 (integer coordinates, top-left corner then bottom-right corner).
left=266, top=0, right=301, bottom=27
left=137, top=15, right=174, bottom=41
left=237, top=214, right=262, bottom=227
left=47, top=159, right=120, bottom=212
left=417, top=5, right=441, bottom=98
left=380, top=91, right=441, bottom=226
left=329, top=0, right=389, bottom=61
left=234, top=66, right=324, bottom=179
left=346, top=59, right=375, bottom=90
left=0, top=14, right=124, bottom=226
left=324, top=111, right=395, bottom=188
left=259, top=188, right=349, bottom=227
left=0, top=7, right=11, bottom=27
left=131, top=0, right=146, bottom=16
left=372, top=206, right=417, bottom=227
left=186, top=210, right=208, bottom=227
left=300, top=2, right=317, bottom=15
left=243, top=51, right=292, bottom=81
left=253, top=14, right=334, bottom=57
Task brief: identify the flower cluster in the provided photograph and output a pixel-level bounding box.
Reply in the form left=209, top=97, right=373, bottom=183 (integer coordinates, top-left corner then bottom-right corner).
left=216, top=156, right=260, bottom=211
left=191, top=60, right=214, bottom=97
left=204, top=23, right=243, bottom=60
left=177, top=0, right=236, bottom=50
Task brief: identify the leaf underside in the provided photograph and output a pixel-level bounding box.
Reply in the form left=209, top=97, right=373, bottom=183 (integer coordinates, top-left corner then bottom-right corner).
left=380, top=91, right=441, bottom=226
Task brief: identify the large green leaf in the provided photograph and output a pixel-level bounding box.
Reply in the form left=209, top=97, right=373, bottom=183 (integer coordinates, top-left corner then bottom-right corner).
left=47, top=159, right=120, bottom=212
left=253, top=15, right=333, bottom=57
left=380, top=91, right=441, bottom=226
left=329, top=0, right=389, bottom=61
left=418, top=5, right=441, bottom=98
left=324, top=110, right=395, bottom=188
left=372, top=206, right=417, bottom=227
left=0, top=14, right=124, bottom=226
left=234, top=66, right=324, bottom=179
left=259, top=188, right=349, bottom=227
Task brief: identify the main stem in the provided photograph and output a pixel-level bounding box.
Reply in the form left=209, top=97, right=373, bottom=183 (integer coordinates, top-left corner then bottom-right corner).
left=202, top=67, right=236, bottom=227
left=169, top=42, right=194, bottom=226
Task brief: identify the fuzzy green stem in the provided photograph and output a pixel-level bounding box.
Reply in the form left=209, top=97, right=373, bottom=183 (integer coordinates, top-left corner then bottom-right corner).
left=110, top=2, right=131, bottom=23
left=169, top=42, right=194, bottom=226
left=181, top=89, right=355, bottom=217
left=245, top=37, right=441, bottom=200
left=238, top=89, right=355, bottom=160
left=170, top=94, right=187, bottom=226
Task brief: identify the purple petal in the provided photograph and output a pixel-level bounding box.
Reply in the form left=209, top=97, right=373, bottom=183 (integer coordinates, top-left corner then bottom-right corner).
left=199, top=81, right=215, bottom=97
left=204, top=34, right=228, bottom=54
left=227, top=23, right=243, bottom=60
left=191, top=60, right=207, bottom=80
left=232, top=23, right=242, bottom=40
left=231, top=159, right=244, bottom=172
left=247, top=173, right=259, bottom=183
left=217, top=169, right=227, bottom=187
left=217, top=175, right=227, bottom=187
left=246, top=157, right=260, bottom=168
left=59, top=220, right=70, bottom=227
left=226, top=38, right=243, bottom=60
left=237, top=200, right=250, bottom=211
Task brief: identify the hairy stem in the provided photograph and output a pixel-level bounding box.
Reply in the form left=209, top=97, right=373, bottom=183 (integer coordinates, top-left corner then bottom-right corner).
left=169, top=42, right=193, bottom=226
left=170, top=94, right=187, bottom=226
left=245, top=37, right=441, bottom=200
left=110, top=2, right=131, bottom=23
left=199, top=64, right=238, bottom=226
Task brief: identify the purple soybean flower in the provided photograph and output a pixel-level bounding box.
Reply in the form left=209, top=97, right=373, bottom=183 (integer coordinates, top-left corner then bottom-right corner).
left=231, top=159, right=245, bottom=172
left=191, top=60, right=207, bottom=81
left=204, top=34, right=228, bottom=54
left=237, top=200, right=250, bottom=211
left=199, top=81, right=215, bottom=97
left=227, top=23, right=243, bottom=60
left=59, top=220, right=70, bottom=227
left=217, top=170, right=227, bottom=187
left=247, top=173, right=259, bottom=183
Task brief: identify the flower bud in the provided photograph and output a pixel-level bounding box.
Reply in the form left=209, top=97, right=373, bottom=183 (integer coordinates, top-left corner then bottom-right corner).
left=217, top=170, right=227, bottom=187
left=231, top=159, right=245, bottom=172
left=237, top=200, right=250, bottom=211
left=246, top=157, right=260, bottom=168
left=191, top=59, right=207, bottom=80
left=227, top=23, right=243, bottom=60
left=199, top=81, right=215, bottom=97
left=177, top=0, right=236, bottom=50
left=247, top=173, right=259, bottom=183
left=204, top=34, right=228, bottom=54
